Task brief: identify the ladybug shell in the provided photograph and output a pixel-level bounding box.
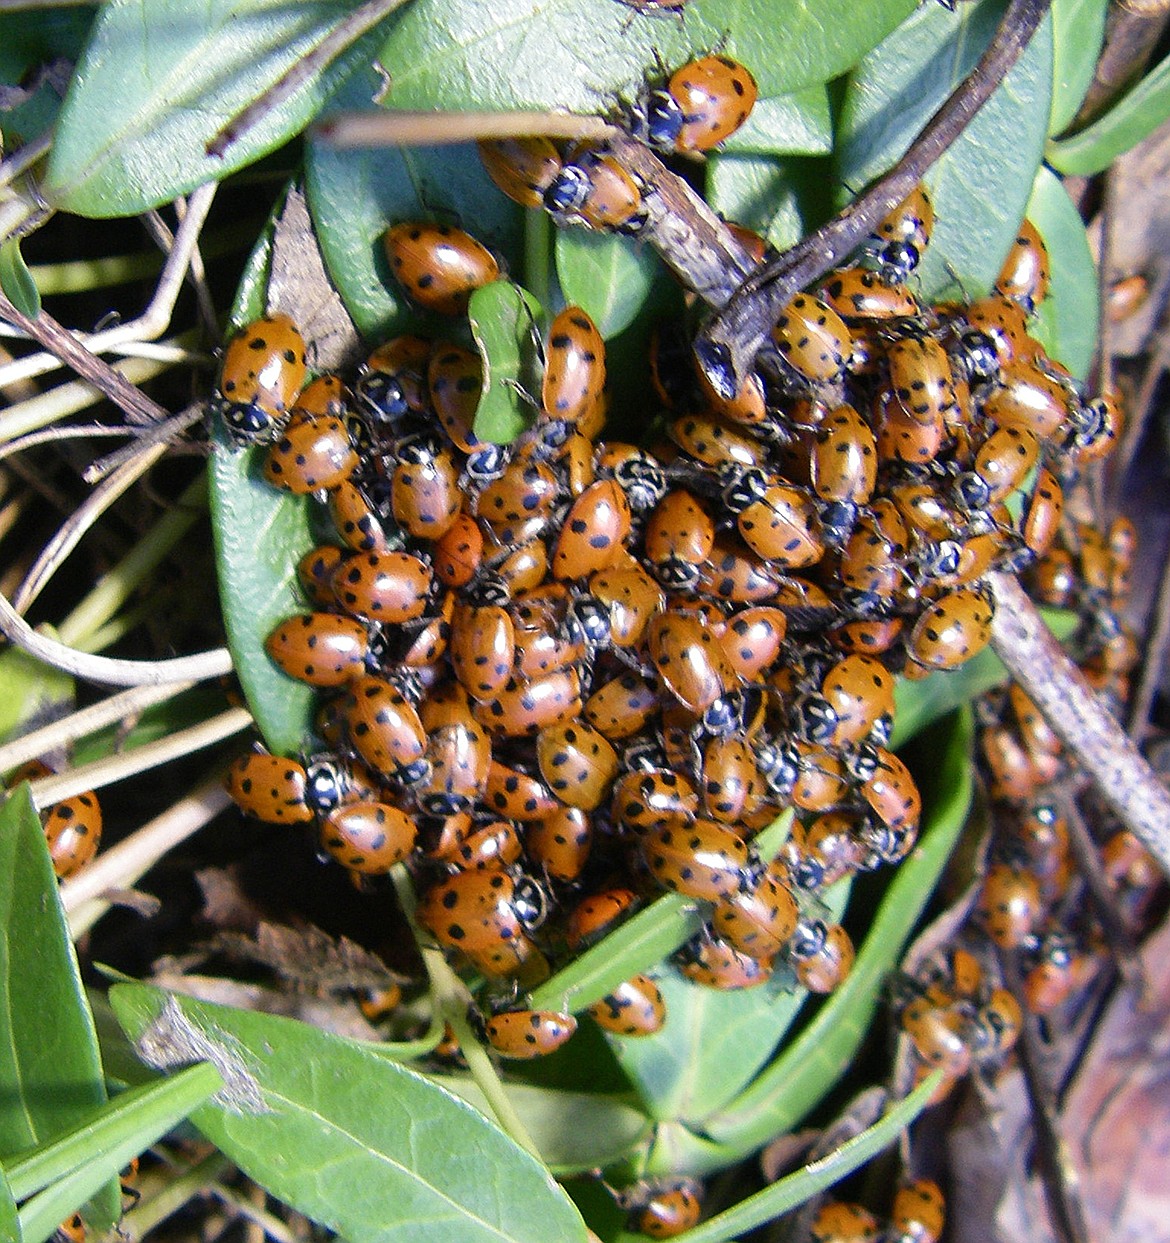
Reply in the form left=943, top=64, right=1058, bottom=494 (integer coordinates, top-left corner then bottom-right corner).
left=587, top=973, right=666, bottom=1035
left=384, top=222, right=499, bottom=315
left=319, top=801, right=417, bottom=874
left=43, top=790, right=102, bottom=878
left=484, top=1009, right=577, bottom=1059
left=225, top=752, right=312, bottom=824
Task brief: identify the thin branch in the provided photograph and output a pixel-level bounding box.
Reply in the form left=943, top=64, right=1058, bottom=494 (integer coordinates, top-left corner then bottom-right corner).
left=82, top=402, right=206, bottom=484
left=0, top=584, right=233, bottom=685
left=0, top=289, right=169, bottom=426
left=207, top=0, right=413, bottom=158
left=0, top=679, right=199, bottom=776
left=27, top=706, right=252, bottom=806
left=987, top=572, right=1170, bottom=877
left=313, top=108, right=617, bottom=149
left=692, top=0, right=1053, bottom=397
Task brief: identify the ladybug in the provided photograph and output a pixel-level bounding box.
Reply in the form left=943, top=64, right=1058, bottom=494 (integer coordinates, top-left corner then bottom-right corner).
left=642, top=818, right=753, bottom=901
left=821, top=654, right=896, bottom=745
left=225, top=750, right=313, bottom=824
left=265, top=612, right=370, bottom=687
left=216, top=313, right=306, bottom=443
left=54, top=1214, right=87, bottom=1243
left=484, top=758, right=559, bottom=821
left=865, top=182, right=934, bottom=284
left=810, top=403, right=877, bottom=507
left=718, top=606, right=787, bottom=680
left=791, top=920, right=854, bottom=993
left=771, top=293, right=851, bottom=384
left=417, top=718, right=493, bottom=816
left=901, top=997, right=971, bottom=1076
left=477, top=136, right=564, bottom=209
left=860, top=748, right=921, bottom=833
left=354, top=335, right=431, bottom=427
left=566, top=887, right=639, bottom=948
left=427, top=342, right=492, bottom=456
left=535, top=720, right=619, bottom=811
left=980, top=723, right=1044, bottom=803
left=483, top=1008, right=577, bottom=1059
left=633, top=54, right=758, bottom=153
left=643, top=487, right=716, bottom=590
left=263, top=411, right=358, bottom=494
left=485, top=536, right=550, bottom=595
left=971, top=985, right=1024, bottom=1056
left=584, top=671, right=659, bottom=739
left=587, top=972, right=666, bottom=1035
left=331, top=550, right=433, bottom=624
left=821, top=267, right=920, bottom=320
left=891, top=1179, right=946, bottom=1243
left=526, top=803, right=593, bottom=880
left=596, top=442, right=667, bottom=512
left=995, top=218, right=1050, bottom=312
left=432, top=512, right=484, bottom=588
left=389, top=437, right=461, bottom=539
left=787, top=811, right=866, bottom=888
left=418, top=867, right=547, bottom=951
left=700, top=735, right=762, bottom=823
left=725, top=471, right=824, bottom=568
left=327, top=479, right=397, bottom=553
left=319, top=801, right=418, bottom=874
left=810, top=1200, right=882, bottom=1243
left=342, top=674, right=428, bottom=781
left=953, top=425, right=1039, bottom=511
left=906, top=587, right=995, bottom=672
left=977, top=861, right=1041, bottom=948
left=383, top=222, right=499, bottom=315
left=627, top=1178, right=703, bottom=1239
left=449, top=603, right=515, bottom=700
left=42, top=786, right=102, bottom=879
left=981, top=360, right=1069, bottom=441
left=542, top=305, right=606, bottom=424
left=476, top=457, right=561, bottom=527
left=886, top=336, right=957, bottom=427
left=648, top=610, right=736, bottom=717
left=297, top=544, right=346, bottom=607
left=612, top=767, right=698, bottom=832
left=1020, top=467, right=1063, bottom=556
left=551, top=479, right=631, bottom=579
left=711, top=865, right=798, bottom=958
left=547, top=142, right=646, bottom=232
left=669, top=410, right=765, bottom=469
left=677, top=933, right=773, bottom=989
left=1068, top=393, right=1122, bottom=462
left=439, top=819, right=522, bottom=872
left=472, top=667, right=583, bottom=737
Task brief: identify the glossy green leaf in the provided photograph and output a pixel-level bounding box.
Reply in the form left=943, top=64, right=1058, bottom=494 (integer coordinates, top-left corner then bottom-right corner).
left=891, top=608, right=1078, bottom=747
left=0, top=1166, right=16, bottom=1243
left=42, top=1, right=388, bottom=217
left=378, top=0, right=915, bottom=110
left=555, top=231, right=662, bottom=340
left=0, top=647, right=74, bottom=745
left=0, top=239, right=40, bottom=319
left=653, top=1074, right=941, bottom=1243
left=307, top=68, right=525, bottom=342
left=469, top=281, right=542, bottom=444
left=1025, top=168, right=1099, bottom=380
left=0, top=787, right=119, bottom=1226
left=0, top=8, right=93, bottom=148
left=608, top=874, right=849, bottom=1132
left=704, top=711, right=974, bottom=1154
left=1049, top=0, right=1108, bottom=136
left=10, top=1064, right=220, bottom=1243
left=837, top=0, right=1054, bottom=300
left=1048, top=50, right=1170, bottom=175
left=706, top=153, right=830, bottom=251
left=110, top=985, right=588, bottom=1243
left=434, top=1077, right=650, bottom=1174
left=719, top=87, right=834, bottom=156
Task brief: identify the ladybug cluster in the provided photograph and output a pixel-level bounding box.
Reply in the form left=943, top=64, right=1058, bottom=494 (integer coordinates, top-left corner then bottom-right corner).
left=213, top=51, right=1134, bottom=1238
left=809, top=1177, right=945, bottom=1243
left=5, top=758, right=102, bottom=880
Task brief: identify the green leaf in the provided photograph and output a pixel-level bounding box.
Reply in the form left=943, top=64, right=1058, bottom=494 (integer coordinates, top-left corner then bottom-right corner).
left=1047, top=50, right=1170, bottom=175
left=306, top=68, right=525, bottom=341
left=0, top=646, right=74, bottom=745
left=378, top=0, right=916, bottom=110
left=0, top=1166, right=17, bottom=1243
left=468, top=281, right=542, bottom=445
left=837, top=0, right=1054, bottom=300
left=891, top=608, right=1078, bottom=747
left=0, top=8, right=93, bottom=148
left=719, top=87, right=834, bottom=156
left=658, top=1074, right=942, bottom=1243
left=703, top=711, right=974, bottom=1155
left=555, top=232, right=661, bottom=340
left=10, top=1063, right=220, bottom=1243
left=434, top=1077, right=651, bottom=1174
left=110, top=986, right=588, bottom=1243
left=0, top=787, right=119, bottom=1226
left=706, top=153, right=831, bottom=251
left=42, top=0, right=389, bottom=217
left=1024, top=168, right=1099, bottom=380
left=0, top=240, right=40, bottom=319
left=1049, top=0, right=1108, bottom=136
